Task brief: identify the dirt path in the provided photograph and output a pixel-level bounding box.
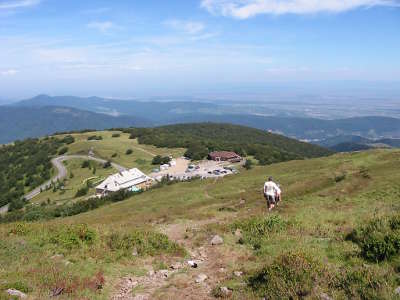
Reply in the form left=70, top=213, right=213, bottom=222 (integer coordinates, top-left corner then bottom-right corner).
left=112, top=216, right=246, bottom=300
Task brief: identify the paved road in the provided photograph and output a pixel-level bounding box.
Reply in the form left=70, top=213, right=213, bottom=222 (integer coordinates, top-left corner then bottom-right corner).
left=0, top=155, right=126, bottom=214
left=24, top=155, right=126, bottom=201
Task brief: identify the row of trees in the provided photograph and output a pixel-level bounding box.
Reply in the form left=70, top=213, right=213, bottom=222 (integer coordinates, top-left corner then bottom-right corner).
left=0, top=136, right=69, bottom=208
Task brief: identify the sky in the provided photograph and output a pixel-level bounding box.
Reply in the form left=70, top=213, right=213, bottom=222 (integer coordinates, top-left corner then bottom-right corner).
left=0, top=0, right=399, bottom=99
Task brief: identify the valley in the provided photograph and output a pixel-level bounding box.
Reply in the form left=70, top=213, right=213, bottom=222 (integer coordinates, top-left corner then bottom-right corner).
left=1, top=125, right=400, bottom=299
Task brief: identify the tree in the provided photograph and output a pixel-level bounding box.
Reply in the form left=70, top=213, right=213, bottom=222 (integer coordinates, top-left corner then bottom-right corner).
left=81, top=160, right=91, bottom=168
left=244, top=159, right=253, bottom=170
left=58, top=147, right=68, bottom=155
left=152, top=155, right=163, bottom=165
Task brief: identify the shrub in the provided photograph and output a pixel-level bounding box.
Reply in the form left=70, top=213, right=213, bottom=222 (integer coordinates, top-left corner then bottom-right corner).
left=106, top=230, right=184, bottom=256
left=332, top=265, right=392, bottom=299
left=112, top=133, right=121, bottom=138
left=103, top=161, right=112, bottom=168
left=61, top=135, right=75, bottom=144
left=334, top=173, right=346, bottom=183
left=49, top=224, right=97, bottom=249
left=248, top=252, right=322, bottom=299
left=111, top=153, right=118, bottom=158
left=244, top=159, right=253, bottom=170
left=58, top=146, right=68, bottom=155
left=152, top=155, right=171, bottom=165
left=87, top=135, right=102, bottom=141
left=232, top=215, right=287, bottom=249
left=75, top=186, right=89, bottom=198
left=126, top=149, right=133, bottom=155
left=347, top=216, right=400, bottom=262
left=81, top=160, right=91, bottom=168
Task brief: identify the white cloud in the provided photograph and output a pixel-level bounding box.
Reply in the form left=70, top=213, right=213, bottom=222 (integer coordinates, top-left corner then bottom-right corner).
left=165, top=19, right=205, bottom=35
left=0, top=0, right=40, bottom=10
left=87, top=21, right=119, bottom=33
left=201, top=0, right=400, bottom=18
left=1, top=69, right=18, bottom=76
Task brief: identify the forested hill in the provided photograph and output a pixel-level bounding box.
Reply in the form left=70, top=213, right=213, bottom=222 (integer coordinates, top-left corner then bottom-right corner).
left=0, top=106, right=150, bottom=144
left=126, top=123, right=333, bottom=164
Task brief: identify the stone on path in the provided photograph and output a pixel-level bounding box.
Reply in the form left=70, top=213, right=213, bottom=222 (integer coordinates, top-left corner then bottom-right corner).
left=211, top=235, right=223, bottom=245
left=195, top=273, right=208, bottom=283
left=188, top=260, right=198, bottom=268
left=234, top=271, right=243, bottom=277
left=220, top=286, right=232, bottom=297
left=320, top=293, right=333, bottom=300
left=6, top=289, right=27, bottom=298
left=395, top=286, right=400, bottom=295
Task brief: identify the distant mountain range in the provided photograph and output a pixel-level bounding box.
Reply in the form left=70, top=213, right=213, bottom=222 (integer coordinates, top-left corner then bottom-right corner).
left=0, top=106, right=149, bottom=144
left=313, top=135, right=400, bottom=152
left=1, top=94, right=399, bottom=145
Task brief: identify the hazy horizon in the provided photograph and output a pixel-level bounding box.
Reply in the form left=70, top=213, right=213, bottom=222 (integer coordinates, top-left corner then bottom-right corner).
left=1, top=0, right=399, bottom=99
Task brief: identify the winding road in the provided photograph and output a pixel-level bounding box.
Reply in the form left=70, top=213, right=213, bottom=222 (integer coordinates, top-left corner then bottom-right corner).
left=0, top=155, right=126, bottom=214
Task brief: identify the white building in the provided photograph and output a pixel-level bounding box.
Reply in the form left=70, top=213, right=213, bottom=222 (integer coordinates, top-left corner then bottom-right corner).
left=95, top=168, right=153, bottom=196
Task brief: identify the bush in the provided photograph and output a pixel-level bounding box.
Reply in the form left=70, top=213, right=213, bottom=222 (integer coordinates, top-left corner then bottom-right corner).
left=75, top=186, right=89, bottom=198
left=112, top=133, right=121, bottom=138
left=347, top=215, right=400, bottom=262
left=248, top=252, right=323, bottom=299
left=81, top=160, right=91, bottom=168
left=58, top=146, right=68, bottom=155
left=103, top=161, right=112, bottom=168
left=87, top=135, right=103, bottom=141
left=332, top=265, right=392, bottom=299
left=232, top=215, right=287, bottom=249
left=111, top=153, right=118, bottom=158
left=49, top=224, right=97, bottom=249
left=61, top=135, right=75, bottom=144
left=106, top=230, right=184, bottom=256
left=243, top=159, right=253, bottom=170
left=126, top=149, right=133, bottom=155
left=152, top=155, right=171, bottom=165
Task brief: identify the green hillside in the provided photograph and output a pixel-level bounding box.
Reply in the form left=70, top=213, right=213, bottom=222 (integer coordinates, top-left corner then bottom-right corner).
left=127, top=123, right=333, bottom=164
left=1, top=148, right=400, bottom=299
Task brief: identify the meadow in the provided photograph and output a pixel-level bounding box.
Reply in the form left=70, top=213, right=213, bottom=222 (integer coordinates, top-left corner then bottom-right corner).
left=1, top=149, right=400, bottom=299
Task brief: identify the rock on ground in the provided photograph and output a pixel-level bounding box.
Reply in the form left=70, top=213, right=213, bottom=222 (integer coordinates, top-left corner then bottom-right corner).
left=211, top=235, right=223, bottom=245
left=195, top=273, right=208, bottom=283
left=320, top=293, right=333, bottom=300
left=395, top=286, right=400, bottom=295
left=220, top=286, right=232, bottom=296
left=6, top=289, right=27, bottom=298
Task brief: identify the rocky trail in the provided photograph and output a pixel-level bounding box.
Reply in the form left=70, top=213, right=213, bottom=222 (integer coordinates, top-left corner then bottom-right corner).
left=112, top=217, right=247, bottom=300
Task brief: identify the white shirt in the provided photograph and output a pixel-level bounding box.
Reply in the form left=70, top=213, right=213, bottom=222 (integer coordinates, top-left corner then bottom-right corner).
left=264, top=181, right=279, bottom=196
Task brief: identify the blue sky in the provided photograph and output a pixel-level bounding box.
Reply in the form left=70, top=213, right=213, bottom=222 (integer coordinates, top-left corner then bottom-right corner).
left=0, top=0, right=399, bottom=99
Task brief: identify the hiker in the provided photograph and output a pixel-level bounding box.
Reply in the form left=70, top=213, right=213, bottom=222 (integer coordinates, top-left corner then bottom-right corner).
left=264, top=177, right=280, bottom=211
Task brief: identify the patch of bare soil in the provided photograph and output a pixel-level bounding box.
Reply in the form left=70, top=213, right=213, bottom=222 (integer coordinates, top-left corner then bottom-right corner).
left=112, top=217, right=249, bottom=299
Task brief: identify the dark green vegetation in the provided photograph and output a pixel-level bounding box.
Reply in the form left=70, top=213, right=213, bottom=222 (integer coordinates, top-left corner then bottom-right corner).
left=126, top=123, right=332, bottom=164
left=347, top=215, right=400, bottom=262
left=151, top=155, right=171, bottom=165
left=0, top=190, right=141, bottom=223
left=0, top=137, right=66, bottom=208
left=330, top=142, right=373, bottom=152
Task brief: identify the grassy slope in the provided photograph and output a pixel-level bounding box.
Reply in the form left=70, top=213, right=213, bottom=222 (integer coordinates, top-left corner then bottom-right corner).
left=1, top=149, right=400, bottom=299
left=59, top=130, right=185, bottom=172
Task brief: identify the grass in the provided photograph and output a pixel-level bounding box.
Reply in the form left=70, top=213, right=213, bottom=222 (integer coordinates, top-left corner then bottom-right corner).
left=1, top=149, right=400, bottom=298
left=56, top=130, right=185, bottom=172
left=32, top=159, right=115, bottom=206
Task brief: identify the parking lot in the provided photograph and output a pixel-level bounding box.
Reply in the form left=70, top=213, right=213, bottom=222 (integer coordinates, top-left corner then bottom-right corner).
left=150, top=157, right=241, bottom=181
